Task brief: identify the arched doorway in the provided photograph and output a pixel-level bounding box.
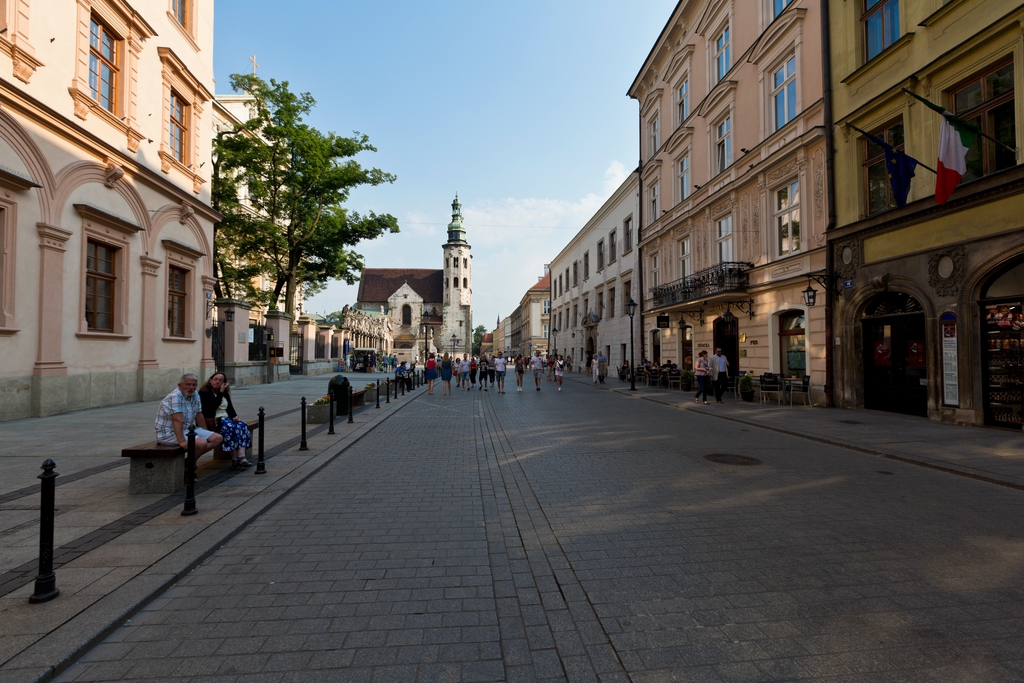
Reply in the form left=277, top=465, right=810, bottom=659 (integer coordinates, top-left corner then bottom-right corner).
left=678, top=324, right=693, bottom=371
left=650, top=330, right=661, bottom=364
left=777, top=311, right=806, bottom=378
left=980, top=259, right=1024, bottom=428
left=713, top=316, right=739, bottom=374
left=586, top=334, right=595, bottom=368
left=861, top=292, right=926, bottom=416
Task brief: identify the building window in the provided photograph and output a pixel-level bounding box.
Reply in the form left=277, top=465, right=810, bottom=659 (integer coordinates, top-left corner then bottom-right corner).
left=85, top=240, right=117, bottom=332
left=446, top=257, right=450, bottom=269
left=402, top=304, right=412, bottom=325
left=776, top=180, right=801, bottom=256
left=573, top=261, right=578, bottom=286
left=172, top=0, right=188, bottom=27
left=678, top=155, right=690, bottom=202
left=167, top=266, right=187, bottom=337
left=565, top=267, right=570, bottom=290
left=624, top=217, right=633, bottom=252
left=863, top=119, right=904, bottom=215
left=649, top=183, right=659, bottom=223
left=651, top=254, right=660, bottom=288
left=543, top=299, right=550, bottom=314
left=584, top=252, right=590, bottom=280
left=715, top=26, right=731, bottom=82
left=543, top=323, right=549, bottom=338
left=716, top=117, right=732, bottom=173
left=597, top=292, right=604, bottom=317
left=463, top=277, right=468, bottom=288
left=623, top=281, right=632, bottom=312
left=680, top=237, right=691, bottom=278
left=863, top=0, right=900, bottom=61
left=953, top=62, right=1016, bottom=182
left=463, top=257, right=467, bottom=268
left=778, top=311, right=806, bottom=378
left=453, top=277, right=459, bottom=288
left=597, top=241, right=605, bottom=270
left=608, top=287, right=616, bottom=318
left=169, top=91, right=188, bottom=164
left=89, top=17, right=118, bottom=113
left=573, top=303, right=578, bottom=325
left=558, top=274, right=563, bottom=298
left=773, top=0, right=794, bottom=18
left=717, top=216, right=734, bottom=262
left=650, top=117, right=660, bottom=155
left=772, top=56, right=797, bottom=131
left=609, top=231, right=617, bottom=263
left=677, top=79, right=690, bottom=124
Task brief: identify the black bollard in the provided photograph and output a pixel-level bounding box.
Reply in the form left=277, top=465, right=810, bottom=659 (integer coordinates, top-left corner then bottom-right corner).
left=299, top=397, right=308, bottom=451
left=29, top=459, right=59, bottom=603
left=254, top=407, right=266, bottom=475
left=386, top=378, right=390, bottom=404
left=401, top=376, right=405, bottom=396
left=348, top=384, right=354, bottom=424
left=376, top=380, right=381, bottom=409
left=182, top=425, right=198, bottom=516
left=394, top=376, right=398, bottom=400
left=328, top=395, right=336, bottom=434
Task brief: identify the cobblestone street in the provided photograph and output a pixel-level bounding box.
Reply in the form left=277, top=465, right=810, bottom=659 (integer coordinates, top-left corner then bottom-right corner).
left=55, top=380, right=1024, bottom=682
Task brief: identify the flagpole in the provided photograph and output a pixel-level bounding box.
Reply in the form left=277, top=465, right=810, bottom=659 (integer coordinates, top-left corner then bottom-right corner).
left=844, top=123, right=938, bottom=174
left=901, top=88, right=1019, bottom=154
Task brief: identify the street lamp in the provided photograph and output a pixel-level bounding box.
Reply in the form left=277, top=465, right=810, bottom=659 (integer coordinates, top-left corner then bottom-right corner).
left=420, top=321, right=427, bottom=361
left=552, top=327, right=558, bottom=358
left=450, top=334, right=457, bottom=355
left=625, top=298, right=637, bottom=391
left=802, top=280, right=818, bottom=307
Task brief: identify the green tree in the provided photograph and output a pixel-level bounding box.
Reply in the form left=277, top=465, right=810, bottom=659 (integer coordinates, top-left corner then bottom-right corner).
left=213, top=74, right=399, bottom=317
left=472, top=324, right=487, bottom=355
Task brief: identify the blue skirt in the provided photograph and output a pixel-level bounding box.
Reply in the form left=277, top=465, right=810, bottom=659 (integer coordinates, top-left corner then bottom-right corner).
left=426, top=368, right=438, bottom=380
left=219, top=417, right=252, bottom=451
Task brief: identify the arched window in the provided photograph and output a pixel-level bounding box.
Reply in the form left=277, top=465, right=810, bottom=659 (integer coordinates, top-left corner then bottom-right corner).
left=402, top=304, right=412, bottom=326
left=778, top=310, right=805, bottom=378
left=463, top=277, right=468, bottom=289
left=453, top=277, right=459, bottom=288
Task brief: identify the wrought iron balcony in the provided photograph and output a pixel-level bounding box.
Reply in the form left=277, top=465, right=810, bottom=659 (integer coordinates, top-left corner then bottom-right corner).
left=651, top=261, right=754, bottom=309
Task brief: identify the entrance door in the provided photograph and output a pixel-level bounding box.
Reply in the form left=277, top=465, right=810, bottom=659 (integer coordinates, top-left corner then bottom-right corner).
left=289, top=331, right=303, bottom=375
left=862, top=313, right=927, bottom=416
left=714, top=316, right=739, bottom=375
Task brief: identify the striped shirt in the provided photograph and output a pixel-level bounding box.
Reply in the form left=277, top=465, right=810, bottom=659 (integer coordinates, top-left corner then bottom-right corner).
left=154, top=388, right=201, bottom=445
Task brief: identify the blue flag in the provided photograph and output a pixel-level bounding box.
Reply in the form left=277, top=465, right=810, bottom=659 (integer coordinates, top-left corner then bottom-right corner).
left=850, top=124, right=919, bottom=208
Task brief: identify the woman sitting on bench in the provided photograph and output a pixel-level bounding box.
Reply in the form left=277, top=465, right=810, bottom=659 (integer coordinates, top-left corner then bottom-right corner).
left=197, top=372, right=252, bottom=469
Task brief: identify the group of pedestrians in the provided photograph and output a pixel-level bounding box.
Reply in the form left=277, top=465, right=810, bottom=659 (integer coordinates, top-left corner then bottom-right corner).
left=693, top=347, right=731, bottom=404
left=418, top=350, right=570, bottom=395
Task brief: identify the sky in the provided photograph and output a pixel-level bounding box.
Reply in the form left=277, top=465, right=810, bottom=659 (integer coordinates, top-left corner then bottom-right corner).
left=213, top=0, right=677, bottom=331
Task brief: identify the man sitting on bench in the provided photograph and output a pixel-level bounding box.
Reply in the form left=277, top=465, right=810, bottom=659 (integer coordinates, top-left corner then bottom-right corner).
left=154, top=373, right=222, bottom=475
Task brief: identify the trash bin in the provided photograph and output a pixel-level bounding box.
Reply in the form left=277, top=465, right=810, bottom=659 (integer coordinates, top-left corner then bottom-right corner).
left=328, top=375, right=351, bottom=413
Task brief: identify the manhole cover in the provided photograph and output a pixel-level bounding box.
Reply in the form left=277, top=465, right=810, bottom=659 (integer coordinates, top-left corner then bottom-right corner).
left=705, top=453, right=762, bottom=466
left=839, top=420, right=863, bottom=424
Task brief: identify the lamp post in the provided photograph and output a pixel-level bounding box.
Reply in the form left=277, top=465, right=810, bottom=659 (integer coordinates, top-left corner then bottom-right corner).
left=421, top=321, right=427, bottom=362
left=802, top=280, right=818, bottom=307
left=450, top=334, right=457, bottom=356
left=626, top=298, right=637, bottom=391
left=552, top=327, right=558, bottom=358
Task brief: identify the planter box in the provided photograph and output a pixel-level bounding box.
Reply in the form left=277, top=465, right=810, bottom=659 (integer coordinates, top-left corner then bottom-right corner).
left=740, top=390, right=755, bottom=402
left=307, top=403, right=331, bottom=423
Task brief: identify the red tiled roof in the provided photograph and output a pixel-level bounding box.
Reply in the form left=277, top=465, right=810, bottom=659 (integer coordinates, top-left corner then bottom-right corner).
left=528, top=272, right=551, bottom=292
left=482, top=333, right=493, bottom=342
left=356, top=268, right=444, bottom=304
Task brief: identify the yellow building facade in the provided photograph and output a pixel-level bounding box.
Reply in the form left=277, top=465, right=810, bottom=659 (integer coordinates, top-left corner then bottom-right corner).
left=830, top=0, right=1023, bottom=426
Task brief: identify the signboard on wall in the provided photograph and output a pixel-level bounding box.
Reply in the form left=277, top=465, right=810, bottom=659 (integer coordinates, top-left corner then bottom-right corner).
left=941, top=313, right=958, bottom=406
left=656, top=315, right=670, bottom=329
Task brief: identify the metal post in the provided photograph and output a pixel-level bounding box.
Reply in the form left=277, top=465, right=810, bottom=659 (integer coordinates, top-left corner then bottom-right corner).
left=394, top=376, right=398, bottom=399
left=376, top=380, right=381, bottom=409
left=254, top=407, right=266, bottom=474
left=299, top=397, right=308, bottom=451
left=386, top=378, right=390, bottom=404
left=401, top=375, right=405, bottom=396
left=182, top=425, right=198, bottom=516
left=348, top=384, right=354, bottom=424
left=629, top=314, right=637, bottom=392
left=29, top=459, right=59, bottom=603
left=328, top=394, right=336, bottom=434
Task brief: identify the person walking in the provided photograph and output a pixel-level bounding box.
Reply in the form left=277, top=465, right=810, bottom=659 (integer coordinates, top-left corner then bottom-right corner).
left=694, top=350, right=711, bottom=405
left=478, top=356, right=489, bottom=391
left=531, top=350, right=545, bottom=391
left=494, top=355, right=506, bottom=394
left=487, top=355, right=497, bottom=389
left=459, top=354, right=470, bottom=389
left=547, top=355, right=555, bottom=382
left=440, top=353, right=453, bottom=395
left=597, top=350, right=608, bottom=384
left=712, top=347, right=730, bottom=404
left=514, top=354, right=525, bottom=392
left=591, top=352, right=600, bottom=384
left=555, top=355, right=565, bottom=391
left=425, top=353, right=438, bottom=395
left=469, top=356, right=478, bottom=391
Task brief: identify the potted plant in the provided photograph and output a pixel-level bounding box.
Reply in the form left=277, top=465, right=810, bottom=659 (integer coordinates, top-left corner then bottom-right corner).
left=307, top=395, right=332, bottom=423
left=680, top=369, right=694, bottom=392
left=364, top=382, right=377, bottom=405
left=738, top=374, right=755, bottom=402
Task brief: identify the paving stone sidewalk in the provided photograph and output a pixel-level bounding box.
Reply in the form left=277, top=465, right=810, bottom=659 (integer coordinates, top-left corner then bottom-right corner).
left=0, top=371, right=421, bottom=683
left=53, top=374, right=1024, bottom=682
left=564, top=371, right=1024, bottom=489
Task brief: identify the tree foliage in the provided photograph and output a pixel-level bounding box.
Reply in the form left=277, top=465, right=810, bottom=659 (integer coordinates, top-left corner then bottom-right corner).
left=472, top=324, right=487, bottom=355
left=212, top=74, right=399, bottom=317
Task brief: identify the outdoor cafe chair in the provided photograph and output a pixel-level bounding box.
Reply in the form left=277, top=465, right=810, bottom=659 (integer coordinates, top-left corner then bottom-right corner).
left=759, top=373, right=783, bottom=404
left=789, top=374, right=811, bottom=406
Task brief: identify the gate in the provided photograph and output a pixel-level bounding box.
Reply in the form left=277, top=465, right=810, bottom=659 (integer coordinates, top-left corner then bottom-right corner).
left=289, top=330, right=303, bottom=375
left=249, top=324, right=269, bottom=362
left=211, top=323, right=225, bottom=371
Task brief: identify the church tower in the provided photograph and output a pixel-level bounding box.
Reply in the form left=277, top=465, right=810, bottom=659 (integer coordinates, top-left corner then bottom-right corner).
left=442, top=194, right=472, bottom=356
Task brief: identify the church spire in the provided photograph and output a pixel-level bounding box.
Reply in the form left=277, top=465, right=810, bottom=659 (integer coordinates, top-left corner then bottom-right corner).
left=446, top=193, right=467, bottom=244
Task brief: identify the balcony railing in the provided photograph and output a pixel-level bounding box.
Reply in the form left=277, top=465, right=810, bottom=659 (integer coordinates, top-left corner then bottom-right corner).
left=650, top=261, right=753, bottom=309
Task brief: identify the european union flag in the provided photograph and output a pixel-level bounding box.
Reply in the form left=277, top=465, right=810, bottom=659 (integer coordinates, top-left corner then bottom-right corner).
left=850, top=124, right=919, bottom=208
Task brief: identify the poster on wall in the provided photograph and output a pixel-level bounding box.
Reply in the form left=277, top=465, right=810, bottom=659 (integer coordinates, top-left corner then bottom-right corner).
left=942, top=314, right=958, bottom=406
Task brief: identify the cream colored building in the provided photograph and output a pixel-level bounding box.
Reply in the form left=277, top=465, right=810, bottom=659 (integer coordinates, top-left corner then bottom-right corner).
left=519, top=271, right=550, bottom=358
left=0, top=1, right=218, bottom=418
left=629, top=0, right=828, bottom=401
left=550, top=176, right=639, bottom=371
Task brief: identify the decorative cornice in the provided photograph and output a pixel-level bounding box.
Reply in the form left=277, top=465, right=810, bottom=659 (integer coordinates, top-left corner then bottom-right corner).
left=36, top=222, right=73, bottom=250
left=0, top=166, right=41, bottom=191
left=748, top=8, right=806, bottom=65
left=157, top=47, right=213, bottom=103
left=74, top=203, right=143, bottom=235
left=161, top=238, right=205, bottom=260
